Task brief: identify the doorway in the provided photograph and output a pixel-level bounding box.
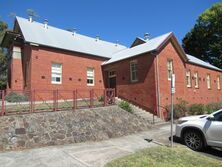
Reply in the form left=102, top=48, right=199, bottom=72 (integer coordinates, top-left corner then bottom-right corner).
left=108, top=70, right=116, bottom=92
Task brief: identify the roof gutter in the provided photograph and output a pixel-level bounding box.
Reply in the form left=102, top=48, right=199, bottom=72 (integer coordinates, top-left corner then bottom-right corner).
left=187, top=61, right=222, bottom=72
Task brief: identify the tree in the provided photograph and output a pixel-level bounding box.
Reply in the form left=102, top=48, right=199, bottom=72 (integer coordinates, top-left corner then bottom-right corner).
left=182, top=2, right=222, bottom=68
left=0, top=20, right=8, bottom=89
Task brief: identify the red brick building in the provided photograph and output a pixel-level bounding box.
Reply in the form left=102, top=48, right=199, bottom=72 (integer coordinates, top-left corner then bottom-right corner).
left=1, top=16, right=222, bottom=118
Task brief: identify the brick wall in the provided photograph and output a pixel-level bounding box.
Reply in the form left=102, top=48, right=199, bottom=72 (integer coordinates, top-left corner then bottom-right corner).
left=157, top=40, right=222, bottom=118
left=29, top=45, right=107, bottom=92
left=157, top=41, right=187, bottom=117
left=103, top=40, right=222, bottom=119
left=103, top=53, right=157, bottom=113
left=9, top=46, right=24, bottom=91
left=8, top=40, right=222, bottom=118
left=185, top=63, right=222, bottom=104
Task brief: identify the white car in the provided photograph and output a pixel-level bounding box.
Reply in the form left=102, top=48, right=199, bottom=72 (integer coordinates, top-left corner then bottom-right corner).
left=175, top=109, right=222, bottom=151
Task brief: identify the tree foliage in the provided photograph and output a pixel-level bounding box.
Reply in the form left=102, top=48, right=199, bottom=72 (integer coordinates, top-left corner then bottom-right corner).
left=0, top=20, right=8, bottom=89
left=182, top=2, right=222, bottom=68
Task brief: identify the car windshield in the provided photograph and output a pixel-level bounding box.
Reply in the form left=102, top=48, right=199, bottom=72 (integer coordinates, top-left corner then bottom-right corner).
left=213, top=109, right=222, bottom=116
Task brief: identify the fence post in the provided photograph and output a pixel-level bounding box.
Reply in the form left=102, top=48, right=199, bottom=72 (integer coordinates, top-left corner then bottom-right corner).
left=30, top=90, right=33, bottom=113
left=90, top=89, right=94, bottom=108
left=33, top=90, right=35, bottom=112
left=73, top=90, right=76, bottom=111
left=75, top=89, right=78, bottom=109
left=53, top=90, right=56, bottom=111
left=56, top=89, right=59, bottom=111
left=113, top=88, right=115, bottom=104
left=1, top=91, right=5, bottom=116
left=92, top=89, right=94, bottom=107
left=104, top=89, right=107, bottom=106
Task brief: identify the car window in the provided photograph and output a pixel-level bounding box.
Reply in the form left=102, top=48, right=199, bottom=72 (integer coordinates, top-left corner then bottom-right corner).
left=214, top=111, right=222, bottom=122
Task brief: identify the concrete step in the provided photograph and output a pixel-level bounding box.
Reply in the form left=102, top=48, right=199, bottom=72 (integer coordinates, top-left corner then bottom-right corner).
left=116, top=97, right=165, bottom=125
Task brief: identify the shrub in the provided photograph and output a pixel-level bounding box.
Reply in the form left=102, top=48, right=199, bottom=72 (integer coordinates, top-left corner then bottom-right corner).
left=205, top=102, right=222, bottom=114
left=166, top=99, right=189, bottom=120
left=118, top=100, right=133, bottom=113
left=98, top=95, right=104, bottom=102
left=5, top=92, right=28, bottom=102
left=188, top=104, right=205, bottom=115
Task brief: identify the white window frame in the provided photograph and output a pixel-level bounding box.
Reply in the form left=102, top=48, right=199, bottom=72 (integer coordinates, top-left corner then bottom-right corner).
left=186, top=70, right=191, bottom=88
left=51, top=63, right=62, bottom=84
left=167, top=59, right=173, bottom=80
left=194, top=72, right=199, bottom=88
left=217, top=76, right=221, bottom=90
left=130, top=60, right=138, bottom=82
left=207, top=74, right=211, bottom=89
left=87, top=67, right=95, bottom=86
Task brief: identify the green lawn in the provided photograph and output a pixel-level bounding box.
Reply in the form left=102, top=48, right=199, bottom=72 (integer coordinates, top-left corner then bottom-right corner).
left=105, top=146, right=222, bottom=167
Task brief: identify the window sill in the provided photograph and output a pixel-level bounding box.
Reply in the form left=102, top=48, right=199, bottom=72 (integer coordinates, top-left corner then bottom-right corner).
left=130, top=80, right=138, bottom=83
left=87, top=84, right=95, bottom=86
left=51, top=82, right=62, bottom=85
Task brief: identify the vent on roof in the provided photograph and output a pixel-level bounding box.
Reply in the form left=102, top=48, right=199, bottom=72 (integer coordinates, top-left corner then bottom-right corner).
left=95, top=35, right=100, bottom=41
left=144, top=33, right=150, bottom=40
left=44, top=19, right=48, bottom=29
left=72, top=28, right=77, bottom=36
left=115, top=40, right=119, bottom=46
left=28, top=15, right=33, bottom=22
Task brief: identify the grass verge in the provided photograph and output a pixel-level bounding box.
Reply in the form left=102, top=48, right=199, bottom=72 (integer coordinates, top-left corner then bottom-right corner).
left=105, top=146, right=222, bottom=167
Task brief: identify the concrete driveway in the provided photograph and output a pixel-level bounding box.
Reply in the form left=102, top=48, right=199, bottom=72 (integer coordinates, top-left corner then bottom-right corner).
left=0, top=124, right=172, bottom=167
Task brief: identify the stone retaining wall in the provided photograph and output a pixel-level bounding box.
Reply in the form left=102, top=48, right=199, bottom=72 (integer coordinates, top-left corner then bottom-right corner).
left=0, top=106, right=151, bottom=151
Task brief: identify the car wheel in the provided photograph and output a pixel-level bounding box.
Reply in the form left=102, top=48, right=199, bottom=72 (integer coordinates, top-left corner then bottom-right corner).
left=183, top=130, right=204, bottom=151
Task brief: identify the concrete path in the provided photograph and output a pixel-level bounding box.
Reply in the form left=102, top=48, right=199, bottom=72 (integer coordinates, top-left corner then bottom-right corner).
left=0, top=124, right=172, bottom=167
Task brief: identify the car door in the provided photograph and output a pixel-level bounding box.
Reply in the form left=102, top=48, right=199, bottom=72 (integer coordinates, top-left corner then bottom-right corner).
left=205, top=111, right=222, bottom=147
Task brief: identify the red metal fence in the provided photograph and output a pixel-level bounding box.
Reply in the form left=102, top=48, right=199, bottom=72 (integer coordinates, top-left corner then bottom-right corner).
left=0, top=89, right=115, bottom=116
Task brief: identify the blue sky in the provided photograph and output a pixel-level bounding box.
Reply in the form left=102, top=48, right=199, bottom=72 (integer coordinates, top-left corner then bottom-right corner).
left=0, top=0, right=220, bottom=46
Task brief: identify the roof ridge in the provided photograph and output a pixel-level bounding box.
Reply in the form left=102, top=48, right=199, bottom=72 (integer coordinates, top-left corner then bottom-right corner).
left=15, top=16, right=126, bottom=58
left=104, top=32, right=172, bottom=64
left=15, top=16, right=126, bottom=48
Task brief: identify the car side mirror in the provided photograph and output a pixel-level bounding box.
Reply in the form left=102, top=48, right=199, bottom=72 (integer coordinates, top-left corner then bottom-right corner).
left=207, top=115, right=215, bottom=121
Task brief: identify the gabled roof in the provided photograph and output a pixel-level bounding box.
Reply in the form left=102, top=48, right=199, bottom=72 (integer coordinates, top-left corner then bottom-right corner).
left=104, top=32, right=174, bottom=64
left=15, top=16, right=126, bottom=58
left=104, top=32, right=222, bottom=72
left=130, top=37, right=146, bottom=48
left=187, top=54, right=222, bottom=71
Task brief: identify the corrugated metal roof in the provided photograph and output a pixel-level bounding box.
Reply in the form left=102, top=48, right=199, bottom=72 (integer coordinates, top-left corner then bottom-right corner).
left=187, top=54, right=222, bottom=71
left=15, top=17, right=222, bottom=72
left=104, top=32, right=172, bottom=64
left=16, top=16, right=126, bottom=58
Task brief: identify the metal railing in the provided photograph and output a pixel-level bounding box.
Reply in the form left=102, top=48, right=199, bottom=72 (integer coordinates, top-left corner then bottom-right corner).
left=0, top=89, right=115, bottom=116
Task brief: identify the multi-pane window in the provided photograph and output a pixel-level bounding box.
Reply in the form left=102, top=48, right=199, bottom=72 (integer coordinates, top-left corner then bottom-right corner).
left=87, top=67, right=94, bottom=86
left=186, top=70, right=191, bottom=87
left=217, top=76, right=221, bottom=90
left=194, top=72, right=199, bottom=88
left=167, top=59, right=173, bottom=80
left=206, top=74, right=211, bottom=89
left=51, top=63, right=62, bottom=84
left=130, top=60, right=138, bottom=82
